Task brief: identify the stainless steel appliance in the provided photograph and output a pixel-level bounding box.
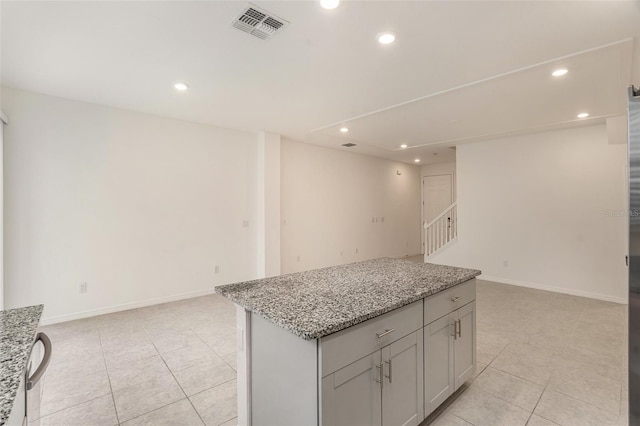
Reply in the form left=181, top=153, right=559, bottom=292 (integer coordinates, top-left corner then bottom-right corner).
left=26, top=333, right=51, bottom=425
left=629, top=85, right=640, bottom=425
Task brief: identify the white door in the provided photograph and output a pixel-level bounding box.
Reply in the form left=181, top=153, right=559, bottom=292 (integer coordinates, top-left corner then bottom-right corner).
left=423, top=174, right=453, bottom=224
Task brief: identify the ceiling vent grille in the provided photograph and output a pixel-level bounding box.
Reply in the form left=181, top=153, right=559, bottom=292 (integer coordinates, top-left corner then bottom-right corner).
left=232, top=4, right=289, bottom=40
left=342, top=143, right=357, bottom=148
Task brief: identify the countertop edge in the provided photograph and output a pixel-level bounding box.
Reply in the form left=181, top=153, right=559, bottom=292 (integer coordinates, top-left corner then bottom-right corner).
left=218, top=269, right=481, bottom=340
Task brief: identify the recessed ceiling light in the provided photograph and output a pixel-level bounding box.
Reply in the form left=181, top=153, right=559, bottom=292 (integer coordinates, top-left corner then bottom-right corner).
left=552, top=68, right=568, bottom=77
left=414, top=158, right=420, bottom=163
left=340, top=127, right=349, bottom=133
left=400, top=144, right=408, bottom=149
left=376, top=32, right=396, bottom=45
left=174, top=82, right=189, bottom=91
left=577, top=112, right=589, bottom=119
left=320, top=0, right=340, bottom=9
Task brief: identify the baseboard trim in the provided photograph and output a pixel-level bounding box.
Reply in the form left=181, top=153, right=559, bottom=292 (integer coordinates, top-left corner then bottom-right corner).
left=480, top=275, right=628, bottom=304
left=425, top=238, right=458, bottom=262
left=40, top=287, right=220, bottom=326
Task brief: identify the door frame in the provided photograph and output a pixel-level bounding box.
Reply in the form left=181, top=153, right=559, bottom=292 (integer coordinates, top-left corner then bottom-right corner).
left=421, top=172, right=455, bottom=255
left=0, top=113, right=6, bottom=310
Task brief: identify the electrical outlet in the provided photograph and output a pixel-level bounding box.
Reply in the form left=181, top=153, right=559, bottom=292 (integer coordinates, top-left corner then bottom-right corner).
left=242, top=220, right=249, bottom=228
left=503, top=260, right=509, bottom=267
left=297, top=255, right=300, bottom=262
left=340, top=250, right=343, bottom=256
left=356, top=248, right=359, bottom=254
left=79, top=282, right=87, bottom=293
left=381, top=217, right=384, bottom=223
left=214, top=265, right=219, bottom=274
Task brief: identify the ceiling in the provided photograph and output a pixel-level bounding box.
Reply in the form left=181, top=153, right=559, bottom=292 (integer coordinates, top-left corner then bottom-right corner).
left=2, top=1, right=639, bottom=165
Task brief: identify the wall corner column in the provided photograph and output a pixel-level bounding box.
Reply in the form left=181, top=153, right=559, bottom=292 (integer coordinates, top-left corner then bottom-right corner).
left=256, top=132, right=281, bottom=278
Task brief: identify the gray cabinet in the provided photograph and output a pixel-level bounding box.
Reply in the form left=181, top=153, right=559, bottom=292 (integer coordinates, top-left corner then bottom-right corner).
left=237, top=279, right=476, bottom=425
left=424, top=301, right=476, bottom=417
left=454, top=302, right=476, bottom=389
left=322, top=330, right=423, bottom=426
left=424, top=314, right=454, bottom=415
left=322, top=352, right=382, bottom=426
left=381, top=332, right=423, bottom=426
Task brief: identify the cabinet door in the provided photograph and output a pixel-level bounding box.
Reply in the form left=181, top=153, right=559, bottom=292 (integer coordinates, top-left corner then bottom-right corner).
left=454, top=302, right=476, bottom=390
left=424, top=314, right=454, bottom=416
left=322, top=352, right=382, bottom=426
left=381, top=331, right=424, bottom=426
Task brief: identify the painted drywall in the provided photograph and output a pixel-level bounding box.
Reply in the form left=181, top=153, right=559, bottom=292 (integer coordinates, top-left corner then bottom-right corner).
left=0, top=117, right=4, bottom=310
left=256, top=132, right=281, bottom=278
left=421, top=162, right=456, bottom=183
left=430, top=124, right=628, bottom=303
left=281, top=139, right=422, bottom=274
left=2, top=87, right=262, bottom=322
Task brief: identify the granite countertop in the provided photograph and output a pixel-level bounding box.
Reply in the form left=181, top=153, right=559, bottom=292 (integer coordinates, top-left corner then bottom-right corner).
left=0, top=305, right=44, bottom=426
left=216, top=258, right=481, bottom=340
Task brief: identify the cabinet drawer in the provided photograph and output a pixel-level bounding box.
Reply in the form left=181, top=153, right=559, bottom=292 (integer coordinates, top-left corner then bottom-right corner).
left=424, top=279, right=476, bottom=325
left=320, top=300, right=423, bottom=377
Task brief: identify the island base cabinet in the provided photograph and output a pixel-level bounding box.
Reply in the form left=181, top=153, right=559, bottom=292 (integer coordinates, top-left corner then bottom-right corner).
left=454, top=302, right=476, bottom=389
left=321, top=331, right=423, bottom=426
left=321, top=352, right=382, bottom=426
left=424, top=314, right=455, bottom=415
left=424, top=301, right=476, bottom=417
left=381, top=332, right=424, bottom=426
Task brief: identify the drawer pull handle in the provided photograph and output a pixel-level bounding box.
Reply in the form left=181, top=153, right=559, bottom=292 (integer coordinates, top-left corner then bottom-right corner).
left=375, top=363, right=383, bottom=387
left=450, top=296, right=461, bottom=302
left=376, top=328, right=395, bottom=338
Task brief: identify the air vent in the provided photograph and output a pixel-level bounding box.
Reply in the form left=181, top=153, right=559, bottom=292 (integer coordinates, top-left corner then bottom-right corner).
left=342, top=143, right=357, bottom=148
left=232, top=4, right=289, bottom=40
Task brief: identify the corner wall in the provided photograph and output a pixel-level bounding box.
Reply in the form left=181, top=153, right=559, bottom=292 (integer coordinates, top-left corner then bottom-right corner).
left=431, top=124, right=628, bottom=303
left=280, top=139, right=422, bottom=273
left=2, top=87, right=261, bottom=322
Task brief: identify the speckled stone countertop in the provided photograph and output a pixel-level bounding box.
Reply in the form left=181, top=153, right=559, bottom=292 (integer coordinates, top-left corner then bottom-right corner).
left=0, top=305, right=43, bottom=426
left=216, top=258, right=480, bottom=340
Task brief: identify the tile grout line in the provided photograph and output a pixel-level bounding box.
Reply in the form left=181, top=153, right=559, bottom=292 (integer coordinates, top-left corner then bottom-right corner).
left=524, top=301, right=589, bottom=426
left=187, top=323, right=239, bottom=424
left=37, top=324, right=112, bottom=421
left=97, top=323, right=123, bottom=426
left=156, top=352, right=208, bottom=426
left=132, top=316, right=202, bottom=425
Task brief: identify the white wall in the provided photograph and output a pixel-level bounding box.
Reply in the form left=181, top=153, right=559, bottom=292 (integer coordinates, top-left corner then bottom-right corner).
left=431, top=124, right=628, bottom=303
left=2, top=87, right=261, bottom=322
left=256, top=132, right=281, bottom=278
left=0, top=117, right=4, bottom=310
left=281, top=139, right=422, bottom=273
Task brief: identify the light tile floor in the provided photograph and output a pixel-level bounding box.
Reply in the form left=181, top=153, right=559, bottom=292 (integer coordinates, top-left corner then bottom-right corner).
left=37, top=279, right=628, bottom=426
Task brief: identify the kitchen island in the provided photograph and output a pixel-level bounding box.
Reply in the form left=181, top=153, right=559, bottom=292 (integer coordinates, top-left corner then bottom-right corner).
left=216, top=258, right=481, bottom=426
left=0, top=305, right=44, bottom=426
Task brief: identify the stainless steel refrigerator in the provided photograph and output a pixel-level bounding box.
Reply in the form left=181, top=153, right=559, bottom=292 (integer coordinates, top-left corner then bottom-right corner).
left=629, top=85, right=640, bottom=425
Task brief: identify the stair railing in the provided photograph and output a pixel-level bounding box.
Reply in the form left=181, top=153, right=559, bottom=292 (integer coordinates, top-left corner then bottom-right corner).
left=424, top=202, right=457, bottom=256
